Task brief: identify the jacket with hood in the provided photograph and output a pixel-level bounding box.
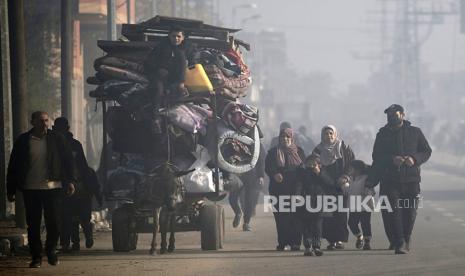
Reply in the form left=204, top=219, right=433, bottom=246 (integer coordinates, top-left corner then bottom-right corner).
left=63, top=131, right=102, bottom=200
left=368, top=120, right=432, bottom=191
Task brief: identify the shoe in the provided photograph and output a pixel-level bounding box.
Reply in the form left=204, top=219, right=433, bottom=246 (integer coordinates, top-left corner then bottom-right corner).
left=276, top=245, right=285, bottom=251
left=29, top=258, right=42, bottom=268
left=355, top=235, right=364, bottom=249
left=326, top=243, right=336, bottom=250
left=313, top=247, right=324, bottom=256
left=363, top=239, right=371, bottom=250
left=60, top=246, right=72, bottom=254
left=395, top=243, right=408, bottom=254
left=388, top=242, right=395, bottom=250
left=290, top=245, right=301, bottom=251
left=242, top=223, right=252, bottom=231
left=85, top=238, right=94, bottom=249
left=404, top=237, right=410, bottom=251
left=304, top=248, right=313, bottom=256
left=47, top=251, right=59, bottom=266
left=72, top=243, right=80, bottom=251
left=335, top=241, right=344, bottom=250
left=232, top=213, right=242, bottom=228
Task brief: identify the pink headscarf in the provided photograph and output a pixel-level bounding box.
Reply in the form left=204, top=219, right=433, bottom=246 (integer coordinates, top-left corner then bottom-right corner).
left=276, top=128, right=302, bottom=167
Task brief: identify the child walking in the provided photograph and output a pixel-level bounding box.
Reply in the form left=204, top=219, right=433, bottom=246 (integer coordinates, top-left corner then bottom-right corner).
left=296, top=154, right=333, bottom=256
left=348, top=160, right=375, bottom=250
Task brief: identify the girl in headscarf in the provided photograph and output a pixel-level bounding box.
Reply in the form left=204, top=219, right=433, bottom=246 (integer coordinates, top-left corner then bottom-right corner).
left=312, top=125, right=355, bottom=250
left=265, top=128, right=305, bottom=251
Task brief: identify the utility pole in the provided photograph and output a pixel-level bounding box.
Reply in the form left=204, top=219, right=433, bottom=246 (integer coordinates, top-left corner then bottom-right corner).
left=152, top=0, right=157, bottom=18
left=8, top=0, right=27, bottom=228
left=127, top=0, right=131, bottom=24
left=366, top=0, right=458, bottom=117
left=0, top=42, right=4, bottom=219
left=171, top=0, right=176, bottom=17
left=393, top=0, right=457, bottom=116
left=61, top=0, right=73, bottom=119
left=0, top=3, right=4, bottom=219
left=107, top=0, right=116, bottom=40
left=101, top=0, right=117, bottom=194
left=1, top=0, right=12, bottom=220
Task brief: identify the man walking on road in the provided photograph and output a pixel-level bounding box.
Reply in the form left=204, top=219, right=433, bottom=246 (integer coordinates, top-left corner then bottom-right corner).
left=7, top=111, right=76, bottom=267
left=367, top=104, right=432, bottom=254
left=53, top=117, right=102, bottom=252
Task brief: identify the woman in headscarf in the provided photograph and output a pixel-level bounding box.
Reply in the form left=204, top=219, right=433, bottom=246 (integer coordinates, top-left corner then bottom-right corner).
left=312, top=125, right=355, bottom=250
left=265, top=127, right=306, bottom=251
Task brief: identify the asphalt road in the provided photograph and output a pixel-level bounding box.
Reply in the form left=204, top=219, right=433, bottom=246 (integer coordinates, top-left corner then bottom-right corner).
left=1, top=170, right=465, bottom=276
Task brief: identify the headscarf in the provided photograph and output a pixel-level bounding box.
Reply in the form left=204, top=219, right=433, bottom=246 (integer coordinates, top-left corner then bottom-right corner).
left=276, top=128, right=302, bottom=167
left=315, top=125, right=343, bottom=166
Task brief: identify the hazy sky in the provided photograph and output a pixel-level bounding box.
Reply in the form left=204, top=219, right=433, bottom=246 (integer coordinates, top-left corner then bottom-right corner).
left=219, top=0, right=465, bottom=91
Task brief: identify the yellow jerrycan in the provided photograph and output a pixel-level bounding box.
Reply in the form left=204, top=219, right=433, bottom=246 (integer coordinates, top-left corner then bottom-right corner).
left=184, top=64, right=214, bottom=94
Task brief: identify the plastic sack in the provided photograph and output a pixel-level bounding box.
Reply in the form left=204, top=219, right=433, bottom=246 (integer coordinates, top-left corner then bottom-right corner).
left=182, top=145, right=222, bottom=193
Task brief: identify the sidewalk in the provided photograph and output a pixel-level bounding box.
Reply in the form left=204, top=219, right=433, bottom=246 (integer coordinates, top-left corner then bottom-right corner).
left=0, top=220, right=27, bottom=256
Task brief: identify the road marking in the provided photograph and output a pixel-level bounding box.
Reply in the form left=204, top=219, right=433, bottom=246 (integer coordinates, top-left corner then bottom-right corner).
left=424, top=203, right=465, bottom=228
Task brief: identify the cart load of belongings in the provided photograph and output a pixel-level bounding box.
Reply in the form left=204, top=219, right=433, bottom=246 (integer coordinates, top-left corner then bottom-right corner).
left=88, top=16, right=260, bottom=195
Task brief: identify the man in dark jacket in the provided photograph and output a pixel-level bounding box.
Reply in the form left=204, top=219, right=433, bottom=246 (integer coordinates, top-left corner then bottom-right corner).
left=53, top=117, right=102, bottom=252
left=7, top=111, right=75, bottom=267
left=144, top=25, right=195, bottom=111
left=228, top=142, right=266, bottom=231
left=241, top=142, right=266, bottom=231
left=367, top=104, right=432, bottom=254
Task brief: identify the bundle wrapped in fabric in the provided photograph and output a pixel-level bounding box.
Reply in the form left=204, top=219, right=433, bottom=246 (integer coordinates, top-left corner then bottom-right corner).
left=221, top=101, right=258, bottom=135
left=203, top=65, right=251, bottom=99
left=94, top=56, right=144, bottom=73
left=194, top=48, right=252, bottom=99
left=98, top=65, right=149, bottom=85
left=164, top=103, right=212, bottom=135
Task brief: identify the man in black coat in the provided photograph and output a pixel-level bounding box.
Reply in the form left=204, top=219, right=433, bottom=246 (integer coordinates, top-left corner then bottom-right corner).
left=53, top=117, right=102, bottom=252
left=239, top=142, right=266, bottom=231
left=367, top=104, right=432, bottom=254
left=144, top=25, right=196, bottom=111
left=7, top=111, right=75, bottom=267
left=228, top=143, right=266, bottom=231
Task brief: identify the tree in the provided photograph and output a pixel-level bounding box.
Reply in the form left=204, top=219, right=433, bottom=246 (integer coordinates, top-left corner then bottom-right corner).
left=24, top=0, right=61, bottom=115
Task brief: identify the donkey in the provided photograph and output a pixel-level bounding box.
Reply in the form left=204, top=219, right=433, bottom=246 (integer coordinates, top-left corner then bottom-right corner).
left=137, top=162, right=193, bottom=255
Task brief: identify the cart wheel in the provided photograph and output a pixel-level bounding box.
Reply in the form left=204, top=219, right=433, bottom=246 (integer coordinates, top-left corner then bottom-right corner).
left=112, top=203, right=138, bottom=252
left=200, top=204, right=220, bottom=250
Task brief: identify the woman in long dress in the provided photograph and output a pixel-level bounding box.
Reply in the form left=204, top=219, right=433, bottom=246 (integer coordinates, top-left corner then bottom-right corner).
left=312, top=125, right=355, bottom=250
left=265, top=128, right=305, bottom=250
